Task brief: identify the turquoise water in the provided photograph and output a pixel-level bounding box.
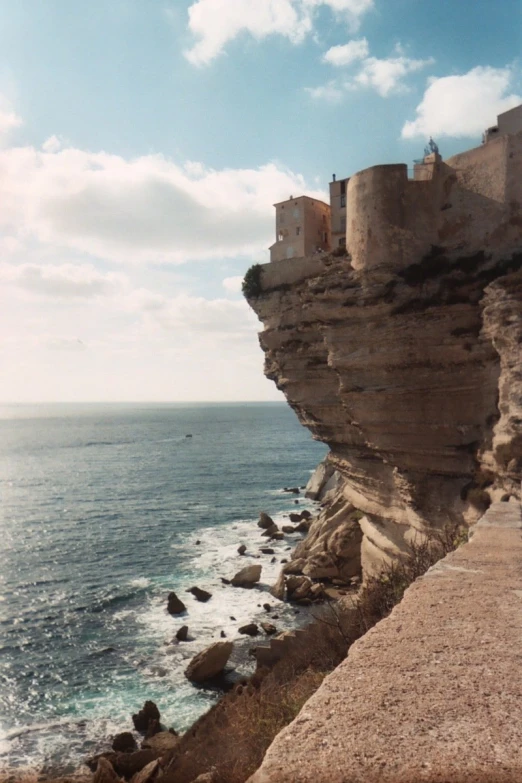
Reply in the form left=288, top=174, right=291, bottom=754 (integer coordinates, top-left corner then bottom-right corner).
left=0, top=402, right=326, bottom=772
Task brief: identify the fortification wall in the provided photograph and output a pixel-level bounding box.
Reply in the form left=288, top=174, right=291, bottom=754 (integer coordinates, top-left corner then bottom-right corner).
left=346, top=131, right=522, bottom=273
left=260, top=254, right=330, bottom=291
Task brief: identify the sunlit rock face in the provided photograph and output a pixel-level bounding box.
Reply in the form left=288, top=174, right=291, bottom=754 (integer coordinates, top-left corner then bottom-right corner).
left=248, top=250, right=522, bottom=576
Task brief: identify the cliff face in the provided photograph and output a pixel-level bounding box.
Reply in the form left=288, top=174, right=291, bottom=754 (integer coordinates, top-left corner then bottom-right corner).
left=249, top=250, right=522, bottom=576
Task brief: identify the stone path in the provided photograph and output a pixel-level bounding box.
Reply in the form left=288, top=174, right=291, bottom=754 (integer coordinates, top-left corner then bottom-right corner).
left=249, top=503, right=522, bottom=783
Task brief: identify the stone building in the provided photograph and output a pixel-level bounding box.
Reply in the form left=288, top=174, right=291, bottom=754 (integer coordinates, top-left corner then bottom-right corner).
left=269, top=104, right=522, bottom=268
left=269, top=195, right=330, bottom=262
left=329, top=175, right=349, bottom=250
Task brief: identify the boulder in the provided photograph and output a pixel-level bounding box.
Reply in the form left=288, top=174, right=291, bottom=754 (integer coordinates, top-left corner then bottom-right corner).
left=283, top=558, right=306, bottom=575
left=144, top=720, right=161, bottom=739
left=261, top=524, right=279, bottom=537
left=86, top=753, right=118, bottom=773
left=175, top=625, right=189, bottom=642
left=258, top=512, right=275, bottom=529
left=187, top=586, right=212, bottom=602
left=167, top=592, right=186, bottom=615
left=129, top=760, right=160, bottom=783
left=282, top=525, right=297, bottom=534
left=302, top=552, right=338, bottom=580
left=112, top=732, right=137, bottom=753
left=270, top=532, right=285, bottom=541
left=132, top=701, right=161, bottom=734
left=93, top=757, right=123, bottom=783
left=142, top=730, right=179, bottom=754
left=294, top=519, right=312, bottom=533
left=185, top=641, right=234, bottom=683
left=220, top=630, right=226, bottom=638
left=305, top=460, right=341, bottom=501
left=260, top=547, right=275, bottom=554
left=270, top=571, right=286, bottom=601
left=237, top=544, right=247, bottom=556
left=260, top=622, right=277, bottom=635
left=238, top=623, right=259, bottom=636
left=231, top=564, right=262, bottom=588
left=283, top=487, right=300, bottom=494
left=113, top=750, right=159, bottom=781
left=286, top=575, right=313, bottom=602
left=263, top=603, right=272, bottom=611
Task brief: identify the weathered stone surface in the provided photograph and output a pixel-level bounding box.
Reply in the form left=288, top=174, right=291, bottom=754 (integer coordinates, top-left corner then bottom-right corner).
left=285, top=575, right=313, bottom=602
left=132, top=701, right=161, bottom=734
left=249, top=249, right=522, bottom=578
left=93, top=757, right=123, bottom=783
left=166, top=592, right=186, bottom=615
left=270, top=571, right=286, bottom=601
left=260, top=547, right=275, bottom=554
left=184, top=641, right=233, bottom=683
left=258, top=512, right=275, bottom=529
left=187, top=586, right=212, bottom=602
left=175, top=625, right=189, bottom=642
left=238, top=623, right=259, bottom=636
left=141, top=730, right=179, bottom=754
left=113, top=750, right=159, bottom=781
left=231, top=564, right=262, bottom=587
left=248, top=503, right=522, bottom=783
left=237, top=544, right=247, bottom=555
left=129, top=759, right=159, bottom=783
left=282, top=525, right=297, bottom=533
left=112, top=732, right=137, bottom=753
left=260, top=622, right=277, bottom=635
left=282, top=558, right=306, bottom=575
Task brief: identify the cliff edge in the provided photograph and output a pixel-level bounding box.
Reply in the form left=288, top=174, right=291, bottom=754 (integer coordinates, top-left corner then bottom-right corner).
left=248, top=247, right=522, bottom=577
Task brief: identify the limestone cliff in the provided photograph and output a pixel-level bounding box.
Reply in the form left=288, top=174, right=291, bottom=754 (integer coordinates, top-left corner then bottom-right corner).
left=248, top=249, right=522, bottom=576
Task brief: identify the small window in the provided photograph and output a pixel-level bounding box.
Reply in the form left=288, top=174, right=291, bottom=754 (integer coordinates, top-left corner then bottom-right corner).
left=340, top=194, right=346, bottom=208
left=340, top=180, right=346, bottom=196
left=296, top=226, right=301, bottom=236
left=278, top=231, right=284, bottom=242
left=339, top=237, right=346, bottom=247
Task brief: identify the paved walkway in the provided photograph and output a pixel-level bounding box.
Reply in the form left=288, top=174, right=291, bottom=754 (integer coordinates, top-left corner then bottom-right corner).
left=249, top=503, right=522, bottom=783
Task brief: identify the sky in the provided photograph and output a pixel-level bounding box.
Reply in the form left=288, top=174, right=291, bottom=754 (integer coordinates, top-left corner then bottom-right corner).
left=0, top=0, right=521, bottom=402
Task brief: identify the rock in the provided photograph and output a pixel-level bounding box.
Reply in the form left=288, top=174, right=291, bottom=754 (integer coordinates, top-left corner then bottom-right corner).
left=271, top=556, right=277, bottom=563
left=283, top=558, right=306, bottom=575
left=112, top=732, right=137, bottom=753
left=283, top=487, right=300, bottom=494
left=294, top=519, right=312, bottom=533
left=260, top=547, right=275, bottom=554
left=261, top=524, right=279, bottom=537
left=195, top=540, right=201, bottom=545
left=220, top=630, right=226, bottom=638
left=258, top=512, right=275, bottom=529
left=231, top=564, right=262, bottom=588
left=260, top=622, right=277, bottom=635
left=113, top=750, right=159, bottom=781
left=191, top=772, right=217, bottom=783
left=270, top=532, right=285, bottom=541
left=282, top=525, right=297, bottom=533
left=270, top=571, right=286, bottom=601
left=309, top=583, right=326, bottom=599
left=230, top=615, right=236, bottom=620
left=144, top=720, right=161, bottom=739
left=237, top=544, right=247, bottom=555
left=302, top=552, right=338, bottom=580
left=142, top=731, right=179, bottom=754
left=132, top=701, right=161, bottom=734
left=185, top=641, right=234, bottom=683
left=280, top=558, right=288, bottom=564
left=220, top=577, right=231, bottom=585
left=129, top=760, right=160, bottom=783
left=263, top=603, right=272, bottom=611
left=238, top=623, right=259, bottom=636
left=286, top=575, right=314, bottom=602
left=175, top=625, right=189, bottom=642
left=167, top=592, right=186, bottom=615
left=305, top=460, right=341, bottom=501
left=187, top=586, right=212, bottom=602
left=93, top=757, right=123, bottom=783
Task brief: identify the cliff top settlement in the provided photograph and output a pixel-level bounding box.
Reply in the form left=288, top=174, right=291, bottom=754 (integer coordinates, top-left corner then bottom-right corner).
left=270, top=103, right=522, bottom=272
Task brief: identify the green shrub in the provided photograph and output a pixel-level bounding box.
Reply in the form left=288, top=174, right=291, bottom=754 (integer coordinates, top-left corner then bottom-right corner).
left=242, top=264, right=263, bottom=299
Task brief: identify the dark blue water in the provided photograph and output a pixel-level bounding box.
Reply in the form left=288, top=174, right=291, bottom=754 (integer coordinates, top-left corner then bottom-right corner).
left=0, top=403, right=326, bottom=771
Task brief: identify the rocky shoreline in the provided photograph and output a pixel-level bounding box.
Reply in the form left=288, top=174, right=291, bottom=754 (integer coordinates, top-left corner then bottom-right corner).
left=2, top=461, right=360, bottom=783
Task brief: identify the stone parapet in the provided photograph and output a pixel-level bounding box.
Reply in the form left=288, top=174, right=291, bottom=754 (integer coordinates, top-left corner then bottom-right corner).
left=249, top=502, right=522, bottom=783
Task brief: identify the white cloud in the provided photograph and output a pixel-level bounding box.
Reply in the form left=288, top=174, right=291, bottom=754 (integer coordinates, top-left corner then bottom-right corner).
left=0, top=144, right=326, bottom=265
left=402, top=65, right=522, bottom=139
left=184, top=0, right=373, bottom=65
left=0, top=262, right=125, bottom=298
left=222, top=275, right=244, bottom=292
left=308, top=46, right=433, bottom=100
left=322, top=38, right=368, bottom=66
left=0, top=95, right=22, bottom=142
left=305, top=80, right=345, bottom=102
left=354, top=54, right=434, bottom=97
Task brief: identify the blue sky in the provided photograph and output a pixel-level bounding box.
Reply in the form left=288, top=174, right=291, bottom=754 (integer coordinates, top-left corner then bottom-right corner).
left=0, top=0, right=520, bottom=401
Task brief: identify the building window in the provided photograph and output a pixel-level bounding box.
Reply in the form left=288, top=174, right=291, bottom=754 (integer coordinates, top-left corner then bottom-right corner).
left=278, top=231, right=284, bottom=241
left=340, top=180, right=346, bottom=195
left=340, top=194, right=346, bottom=208
left=339, top=237, right=346, bottom=247
left=296, top=226, right=301, bottom=236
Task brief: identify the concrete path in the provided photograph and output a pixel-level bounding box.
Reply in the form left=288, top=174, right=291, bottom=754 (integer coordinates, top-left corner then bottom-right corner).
left=249, top=503, right=522, bottom=783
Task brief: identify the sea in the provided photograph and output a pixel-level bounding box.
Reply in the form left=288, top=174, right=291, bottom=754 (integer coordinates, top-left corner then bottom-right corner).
left=0, top=402, right=327, bottom=774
